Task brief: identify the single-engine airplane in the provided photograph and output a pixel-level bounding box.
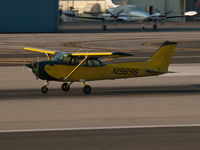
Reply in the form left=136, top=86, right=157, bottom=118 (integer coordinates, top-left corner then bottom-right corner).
left=25, top=41, right=177, bottom=94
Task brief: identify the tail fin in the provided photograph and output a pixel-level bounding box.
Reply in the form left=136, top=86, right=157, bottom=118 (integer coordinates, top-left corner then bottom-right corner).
left=106, top=0, right=118, bottom=9
left=147, top=41, right=177, bottom=72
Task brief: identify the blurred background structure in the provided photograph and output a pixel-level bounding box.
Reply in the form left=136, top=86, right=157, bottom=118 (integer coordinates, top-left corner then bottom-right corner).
left=60, top=0, right=200, bottom=22
left=0, top=0, right=59, bottom=33
left=0, top=0, right=198, bottom=33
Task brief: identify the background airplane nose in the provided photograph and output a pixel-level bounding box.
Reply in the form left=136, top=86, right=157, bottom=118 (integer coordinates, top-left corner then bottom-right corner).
left=130, top=11, right=150, bottom=17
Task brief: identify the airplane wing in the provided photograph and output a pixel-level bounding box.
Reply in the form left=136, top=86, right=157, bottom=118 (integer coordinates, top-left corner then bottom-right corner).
left=24, top=47, right=57, bottom=55
left=24, top=47, right=133, bottom=59
left=24, top=47, right=58, bottom=60
left=64, top=12, right=128, bottom=21
left=72, top=52, right=134, bottom=58
left=64, top=13, right=104, bottom=21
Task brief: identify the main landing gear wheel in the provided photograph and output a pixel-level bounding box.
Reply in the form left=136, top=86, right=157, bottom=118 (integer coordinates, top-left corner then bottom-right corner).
left=142, top=26, right=145, bottom=30
left=102, top=25, right=107, bottom=31
left=141, top=22, right=145, bottom=31
left=153, top=24, right=157, bottom=30
left=83, top=85, right=92, bottom=94
left=61, top=83, right=70, bottom=92
left=41, top=86, right=48, bottom=94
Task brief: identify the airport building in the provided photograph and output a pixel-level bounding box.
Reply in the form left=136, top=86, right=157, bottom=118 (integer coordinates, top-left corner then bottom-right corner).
left=0, top=0, right=198, bottom=33
left=60, top=0, right=185, bottom=15
left=0, top=0, right=59, bottom=33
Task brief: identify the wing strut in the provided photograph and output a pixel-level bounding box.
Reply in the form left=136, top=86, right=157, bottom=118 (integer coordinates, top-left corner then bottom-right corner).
left=63, top=56, right=88, bottom=81
left=46, top=53, right=51, bottom=60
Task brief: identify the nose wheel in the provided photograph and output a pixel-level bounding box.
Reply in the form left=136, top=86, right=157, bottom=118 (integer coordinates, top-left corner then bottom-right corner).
left=41, top=86, right=48, bottom=94
left=41, top=81, right=49, bottom=94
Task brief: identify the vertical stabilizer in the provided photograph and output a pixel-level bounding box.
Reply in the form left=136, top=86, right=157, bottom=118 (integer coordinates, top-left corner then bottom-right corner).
left=147, top=41, right=177, bottom=71
left=106, top=0, right=118, bottom=9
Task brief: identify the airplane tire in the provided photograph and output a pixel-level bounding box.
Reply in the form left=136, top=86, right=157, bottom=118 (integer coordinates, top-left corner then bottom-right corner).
left=142, top=26, right=145, bottom=30
left=61, top=83, right=70, bottom=92
left=153, top=24, right=157, bottom=30
left=83, top=85, right=92, bottom=94
left=41, top=86, right=48, bottom=94
left=103, top=25, right=107, bottom=31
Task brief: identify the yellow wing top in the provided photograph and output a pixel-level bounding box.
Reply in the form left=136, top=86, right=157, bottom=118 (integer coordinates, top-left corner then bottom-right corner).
left=24, top=47, right=57, bottom=55
left=72, top=52, right=133, bottom=58
left=24, top=47, right=133, bottom=59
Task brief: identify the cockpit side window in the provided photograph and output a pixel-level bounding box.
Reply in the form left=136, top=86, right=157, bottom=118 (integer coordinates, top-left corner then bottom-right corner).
left=53, top=53, right=71, bottom=64
left=62, top=55, right=70, bottom=64
left=86, top=58, right=105, bottom=67
left=53, top=54, right=106, bottom=66
left=69, top=57, right=79, bottom=65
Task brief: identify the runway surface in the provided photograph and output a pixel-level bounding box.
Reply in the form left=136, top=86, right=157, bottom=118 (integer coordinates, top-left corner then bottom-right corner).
left=1, top=64, right=200, bottom=130
left=0, top=22, right=200, bottom=66
left=0, top=22, right=200, bottom=149
left=1, top=125, right=200, bottom=150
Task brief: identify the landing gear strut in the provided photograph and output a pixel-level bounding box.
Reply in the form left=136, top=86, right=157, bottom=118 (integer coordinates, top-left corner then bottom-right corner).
left=41, top=81, right=49, bottom=94
left=141, top=22, right=145, bottom=30
left=153, top=21, right=157, bottom=30
left=81, top=81, right=92, bottom=94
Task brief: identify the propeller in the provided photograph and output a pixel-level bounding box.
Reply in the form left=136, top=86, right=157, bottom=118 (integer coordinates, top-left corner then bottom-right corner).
left=22, top=60, right=28, bottom=75
left=25, top=56, right=40, bottom=80
left=36, top=56, right=40, bottom=73
left=154, top=9, right=172, bottom=17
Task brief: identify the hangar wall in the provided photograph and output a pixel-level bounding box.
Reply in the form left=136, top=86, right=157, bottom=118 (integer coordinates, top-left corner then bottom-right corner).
left=0, top=0, right=59, bottom=33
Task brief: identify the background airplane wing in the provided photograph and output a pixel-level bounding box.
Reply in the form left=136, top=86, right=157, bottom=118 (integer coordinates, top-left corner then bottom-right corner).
left=24, top=47, right=57, bottom=54
left=72, top=52, right=134, bottom=58
left=64, top=13, right=104, bottom=21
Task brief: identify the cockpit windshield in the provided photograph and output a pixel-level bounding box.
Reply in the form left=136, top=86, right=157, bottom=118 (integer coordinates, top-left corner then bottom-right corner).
left=53, top=53, right=106, bottom=67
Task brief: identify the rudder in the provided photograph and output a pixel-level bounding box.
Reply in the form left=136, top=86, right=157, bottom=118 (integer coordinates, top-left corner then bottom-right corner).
left=147, top=41, right=177, bottom=71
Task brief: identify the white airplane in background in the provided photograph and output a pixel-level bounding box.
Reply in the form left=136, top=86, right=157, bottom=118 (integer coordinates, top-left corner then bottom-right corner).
left=65, top=0, right=198, bottom=31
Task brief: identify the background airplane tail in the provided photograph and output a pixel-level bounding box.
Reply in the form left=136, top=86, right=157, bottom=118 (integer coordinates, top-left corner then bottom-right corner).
left=106, top=0, right=118, bottom=9
left=146, top=41, right=177, bottom=72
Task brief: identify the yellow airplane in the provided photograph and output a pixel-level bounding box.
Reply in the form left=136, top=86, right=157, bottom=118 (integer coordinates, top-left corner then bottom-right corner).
left=25, top=41, right=177, bottom=94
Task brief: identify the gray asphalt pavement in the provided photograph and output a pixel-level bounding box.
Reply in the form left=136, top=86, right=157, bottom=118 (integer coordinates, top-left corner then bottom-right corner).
left=0, top=22, right=200, bottom=149
left=1, top=126, right=200, bottom=150
left=0, top=22, right=200, bottom=66
left=1, top=64, right=200, bottom=130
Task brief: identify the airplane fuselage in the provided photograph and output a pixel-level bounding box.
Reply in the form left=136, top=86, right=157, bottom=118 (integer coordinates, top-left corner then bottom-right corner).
left=30, top=61, right=157, bottom=82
